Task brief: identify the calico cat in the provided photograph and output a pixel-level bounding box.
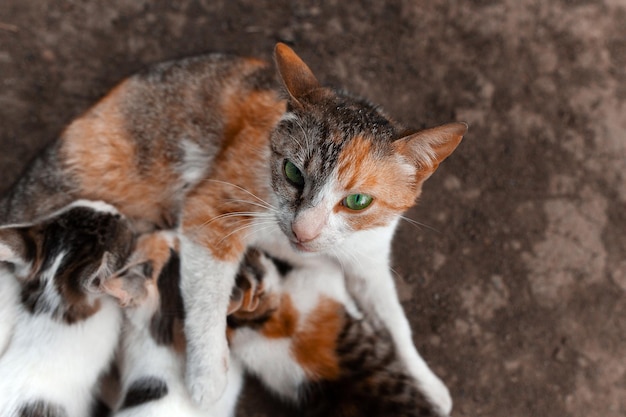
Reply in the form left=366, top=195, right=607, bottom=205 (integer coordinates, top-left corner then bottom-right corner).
left=0, top=200, right=135, bottom=417
left=228, top=248, right=439, bottom=417
left=100, top=231, right=243, bottom=417
left=0, top=43, right=466, bottom=413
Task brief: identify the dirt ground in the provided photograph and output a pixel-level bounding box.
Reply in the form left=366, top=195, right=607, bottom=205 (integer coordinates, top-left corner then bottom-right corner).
left=1, top=1, right=625, bottom=416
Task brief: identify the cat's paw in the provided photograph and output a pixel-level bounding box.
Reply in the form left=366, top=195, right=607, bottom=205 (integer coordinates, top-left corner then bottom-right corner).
left=421, top=374, right=452, bottom=417
left=185, top=352, right=229, bottom=409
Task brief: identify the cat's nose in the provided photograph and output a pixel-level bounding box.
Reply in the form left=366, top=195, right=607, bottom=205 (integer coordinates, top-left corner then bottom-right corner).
left=292, top=222, right=321, bottom=243
left=292, top=208, right=326, bottom=243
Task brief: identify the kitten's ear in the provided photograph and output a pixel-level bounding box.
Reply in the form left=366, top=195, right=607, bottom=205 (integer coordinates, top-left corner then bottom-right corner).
left=394, top=122, right=468, bottom=172
left=0, top=227, right=30, bottom=268
left=274, top=43, right=321, bottom=105
left=100, top=261, right=152, bottom=307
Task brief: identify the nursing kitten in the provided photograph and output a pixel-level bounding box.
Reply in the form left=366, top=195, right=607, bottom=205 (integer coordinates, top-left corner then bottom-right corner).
left=100, top=231, right=243, bottom=417
left=0, top=200, right=134, bottom=417
left=0, top=43, right=466, bottom=413
left=228, top=248, right=438, bottom=417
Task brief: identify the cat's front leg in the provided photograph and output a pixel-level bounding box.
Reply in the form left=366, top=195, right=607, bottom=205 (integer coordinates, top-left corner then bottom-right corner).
left=337, top=230, right=452, bottom=416
left=179, top=235, right=238, bottom=409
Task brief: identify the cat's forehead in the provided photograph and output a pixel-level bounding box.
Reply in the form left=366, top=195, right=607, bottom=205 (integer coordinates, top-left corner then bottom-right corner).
left=279, top=98, right=401, bottom=176
left=300, top=91, right=397, bottom=140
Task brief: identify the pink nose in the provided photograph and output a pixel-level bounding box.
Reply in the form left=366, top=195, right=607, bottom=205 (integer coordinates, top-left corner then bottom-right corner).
left=292, top=220, right=321, bottom=243
left=291, top=207, right=328, bottom=243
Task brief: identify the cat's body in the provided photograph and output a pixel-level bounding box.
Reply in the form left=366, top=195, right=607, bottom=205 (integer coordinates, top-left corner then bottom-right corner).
left=229, top=248, right=438, bottom=417
left=0, top=44, right=466, bottom=414
left=0, top=200, right=135, bottom=417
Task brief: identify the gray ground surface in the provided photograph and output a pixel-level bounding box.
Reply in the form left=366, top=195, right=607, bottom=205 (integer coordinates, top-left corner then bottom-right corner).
left=1, top=1, right=625, bottom=416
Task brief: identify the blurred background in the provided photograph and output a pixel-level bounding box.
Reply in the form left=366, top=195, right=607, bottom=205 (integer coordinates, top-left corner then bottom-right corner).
left=0, top=1, right=624, bottom=416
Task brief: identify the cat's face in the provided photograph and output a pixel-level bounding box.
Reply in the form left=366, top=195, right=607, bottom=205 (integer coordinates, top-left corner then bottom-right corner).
left=269, top=43, right=467, bottom=254
left=270, top=98, right=420, bottom=253
left=0, top=200, right=135, bottom=323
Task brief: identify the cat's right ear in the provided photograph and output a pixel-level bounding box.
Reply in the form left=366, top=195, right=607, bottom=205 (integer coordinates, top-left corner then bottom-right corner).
left=274, top=43, right=321, bottom=106
left=394, top=122, right=468, bottom=174
left=0, top=227, right=31, bottom=272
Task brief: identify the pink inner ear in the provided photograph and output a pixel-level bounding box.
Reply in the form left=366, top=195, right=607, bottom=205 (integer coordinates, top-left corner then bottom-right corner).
left=101, top=277, right=130, bottom=306
left=0, top=243, right=15, bottom=262
left=0, top=229, right=27, bottom=265
left=274, top=43, right=321, bottom=103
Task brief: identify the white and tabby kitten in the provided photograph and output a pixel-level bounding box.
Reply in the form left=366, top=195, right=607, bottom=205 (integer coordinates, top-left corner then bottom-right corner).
left=0, top=200, right=134, bottom=417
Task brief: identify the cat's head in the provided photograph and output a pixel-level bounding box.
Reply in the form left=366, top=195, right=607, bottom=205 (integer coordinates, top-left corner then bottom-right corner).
left=269, top=43, right=467, bottom=253
left=0, top=200, right=135, bottom=323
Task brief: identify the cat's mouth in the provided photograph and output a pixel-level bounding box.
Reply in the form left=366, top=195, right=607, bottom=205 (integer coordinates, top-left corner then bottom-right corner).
left=291, top=240, right=314, bottom=253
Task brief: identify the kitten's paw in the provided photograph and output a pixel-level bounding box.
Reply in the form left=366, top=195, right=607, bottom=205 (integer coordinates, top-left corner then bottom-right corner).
left=185, top=353, right=229, bottom=409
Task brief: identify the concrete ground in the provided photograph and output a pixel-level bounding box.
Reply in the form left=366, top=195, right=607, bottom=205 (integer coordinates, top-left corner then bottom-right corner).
left=0, top=1, right=624, bottom=416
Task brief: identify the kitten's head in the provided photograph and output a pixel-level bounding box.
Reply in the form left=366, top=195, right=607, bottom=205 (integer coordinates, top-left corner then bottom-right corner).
left=269, top=43, right=467, bottom=253
left=100, top=231, right=184, bottom=350
left=0, top=200, right=135, bottom=323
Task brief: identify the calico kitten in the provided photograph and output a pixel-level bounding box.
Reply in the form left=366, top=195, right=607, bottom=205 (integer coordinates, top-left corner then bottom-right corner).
left=228, top=248, right=439, bottom=417
left=0, top=200, right=134, bottom=417
left=0, top=43, right=466, bottom=413
left=101, top=231, right=243, bottom=417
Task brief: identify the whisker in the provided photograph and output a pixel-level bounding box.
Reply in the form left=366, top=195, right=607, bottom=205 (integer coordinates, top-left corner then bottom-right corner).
left=200, top=211, right=269, bottom=228
left=389, top=265, right=402, bottom=280
left=292, top=117, right=313, bottom=160
left=217, top=220, right=277, bottom=246
left=241, top=222, right=278, bottom=243
left=204, top=179, right=277, bottom=211
left=225, top=198, right=279, bottom=213
left=287, top=131, right=305, bottom=155
left=399, top=215, right=440, bottom=234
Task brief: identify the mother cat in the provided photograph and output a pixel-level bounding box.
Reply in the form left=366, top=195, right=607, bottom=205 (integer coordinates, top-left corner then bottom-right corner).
left=0, top=43, right=466, bottom=416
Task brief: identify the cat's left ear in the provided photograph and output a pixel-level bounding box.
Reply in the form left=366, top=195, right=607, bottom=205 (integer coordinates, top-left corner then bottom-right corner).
left=274, top=43, right=321, bottom=106
left=394, top=122, right=468, bottom=174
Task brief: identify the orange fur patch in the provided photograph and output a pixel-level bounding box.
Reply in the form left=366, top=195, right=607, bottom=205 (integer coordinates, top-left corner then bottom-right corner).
left=183, top=90, right=286, bottom=262
left=132, top=233, right=174, bottom=276
left=60, top=81, right=181, bottom=227
left=260, top=293, right=299, bottom=338
left=336, top=136, right=420, bottom=231
left=292, top=296, right=343, bottom=381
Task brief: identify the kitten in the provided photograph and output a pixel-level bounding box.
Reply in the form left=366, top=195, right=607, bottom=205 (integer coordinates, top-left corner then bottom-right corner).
left=228, top=248, right=439, bottom=417
left=0, top=43, right=466, bottom=413
left=0, top=200, right=134, bottom=417
left=100, top=231, right=243, bottom=417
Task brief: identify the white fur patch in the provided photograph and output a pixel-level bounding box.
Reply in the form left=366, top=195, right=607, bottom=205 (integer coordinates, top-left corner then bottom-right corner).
left=0, top=297, right=122, bottom=416
left=179, top=235, right=238, bottom=408
left=0, top=267, right=19, bottom=356
left=180, top=140, right=209, bottom=185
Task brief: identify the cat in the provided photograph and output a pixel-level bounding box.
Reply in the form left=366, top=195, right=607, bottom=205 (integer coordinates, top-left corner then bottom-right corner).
left=228, top=247, right=439, bottom=417
left=0, top=43, right=467, bottom=414
left=0, top=200, right=135, bottom=417
left=99, top=230, right=243, bottom=417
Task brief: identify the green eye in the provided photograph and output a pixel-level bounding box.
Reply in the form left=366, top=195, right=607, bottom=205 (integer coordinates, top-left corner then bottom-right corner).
left=343, top=194, right=373, bottom=211
left=284, top=160, right=304, bottom=187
